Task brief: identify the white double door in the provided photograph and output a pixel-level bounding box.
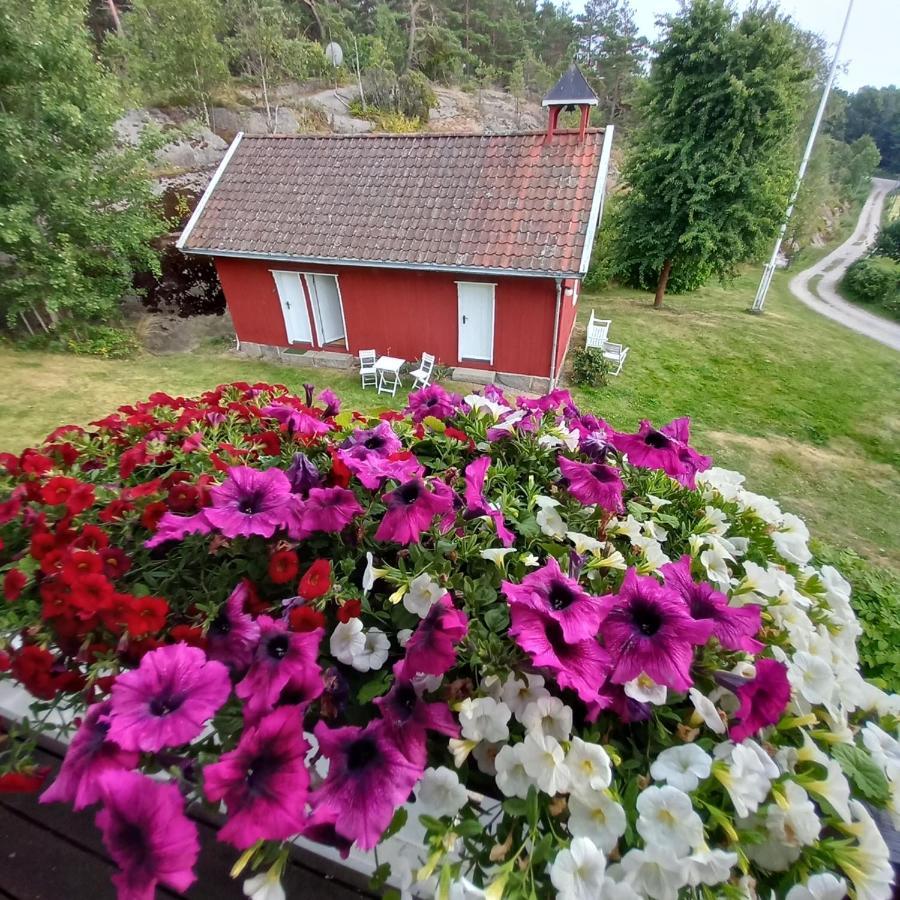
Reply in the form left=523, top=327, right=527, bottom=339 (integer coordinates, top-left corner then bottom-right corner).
left=457, top=282, right=495, bottom=363
left=273, top=271, right=345, bottom=347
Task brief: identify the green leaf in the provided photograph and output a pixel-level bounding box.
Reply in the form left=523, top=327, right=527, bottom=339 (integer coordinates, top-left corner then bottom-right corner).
left=423, top=415, right=446, bottom=433
left=526, top=786, right=540, bottom=827
left=502, top=798, right=528, bottom=818
left=370, top=863, right=392, bottom=891
left=381, top=807, right=408, bottom=841
left=484, top=605, right=509, bottom=633
left=419, top=814, right=446, bottom=833
left=356, top=670, right=392, bottom=704
left=831, top=743, right=891, bottom=805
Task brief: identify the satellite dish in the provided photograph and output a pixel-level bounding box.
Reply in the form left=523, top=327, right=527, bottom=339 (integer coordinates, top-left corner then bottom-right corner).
left=325, top=42, right=344, bottom=68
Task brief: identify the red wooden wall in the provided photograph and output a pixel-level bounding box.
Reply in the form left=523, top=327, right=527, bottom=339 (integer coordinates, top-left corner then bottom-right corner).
left=554, top=279, right=580, bottom=377
left=214, top=257, right=569, bottom=379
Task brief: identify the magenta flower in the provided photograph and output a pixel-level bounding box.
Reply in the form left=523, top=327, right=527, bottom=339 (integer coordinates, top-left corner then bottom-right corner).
left=400, top=594, right=468, bottom=678
left=502, top=556, right=611, bottom=643
left=375, top=477, right=455, bottom=545
left=586, top=682, right=652, bottom=724
left=406, top=384, right=463, bottom=423
left=261, top=403, right=332, bottom=437
left=303, top=807, right=354, bottom=858
left=108, top=643, right=231, bottom=752
left=285, top=452, right=321, bottom=496
left=206, top=581, right=262, bottom=673
left=312, top=720, right=424, bottom=850
left=318, top=389, right=341, bottom=418
left=144, top=509, right=213, bottom=549
left=341, top=422, right=402, bottom=459
left=287, top=485, right=363, bottom=539
left=236, top=615, right=323, bottom=721
left=463, top=456, right=514, bottom=547
left=41, top=701, right=139, bottom=810
left=661, top=556, right=762, bottom=654
left=203, top=705, right=310, bottom=849
left=729, top=659, right=791, bottom=742
left=96, top=770, right=200, bottom=900
left=611, top=418, right=711, bottom=488
left=374, top=662, right=459, bottom=765
left=205, top=466, right=293, bottom=539
left=517, top=389, right=574, bottom=413
left=602, top=569, right=715, bottom=692
left=558, top=456, right=625, bottom=513
left=509, top=604, right=610, bottom=701
left=342, top=451, right=424, bottom=491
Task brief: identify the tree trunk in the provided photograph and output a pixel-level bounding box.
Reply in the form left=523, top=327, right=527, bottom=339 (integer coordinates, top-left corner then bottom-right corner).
left=654, top=259, right=673, bottom=308
left=406, top=0, right=421, bottom=72
left=300, top=0, right=324, bottom=41
left=106, top=0, right=124, bottom=37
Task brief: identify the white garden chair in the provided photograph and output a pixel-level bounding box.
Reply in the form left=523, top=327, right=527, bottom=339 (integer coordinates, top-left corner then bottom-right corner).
left=359, top=349, right=377, bottom=389
left=410, top=352, right=436, bottom=389
left=601, top=341, right=629, bottom=376
left=585, top=310, right=611, bottom=349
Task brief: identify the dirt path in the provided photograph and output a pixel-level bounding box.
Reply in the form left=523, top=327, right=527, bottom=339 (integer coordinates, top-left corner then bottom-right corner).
left=788, top=176, right=900, bottom=352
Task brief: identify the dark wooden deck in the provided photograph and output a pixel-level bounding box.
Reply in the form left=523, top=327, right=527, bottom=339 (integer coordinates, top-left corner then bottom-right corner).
left=0, top=743, right=372, bottom=900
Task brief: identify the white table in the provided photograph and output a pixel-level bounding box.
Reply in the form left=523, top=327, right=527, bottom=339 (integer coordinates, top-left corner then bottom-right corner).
left=375, top=355, right=405, bottom=396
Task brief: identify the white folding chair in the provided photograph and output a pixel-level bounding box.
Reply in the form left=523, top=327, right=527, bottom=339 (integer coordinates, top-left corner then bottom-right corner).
left=359, top=349, right=377, bottom=389
left=410, top=352, right=435, bottom=389
left=586, top=310, right=611, bottom=349
left=601, top=341, right=629, bottom=376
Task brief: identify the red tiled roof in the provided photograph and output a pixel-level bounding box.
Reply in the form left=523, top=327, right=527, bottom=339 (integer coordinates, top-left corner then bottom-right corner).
left=180, top=130, right=607, bottom=277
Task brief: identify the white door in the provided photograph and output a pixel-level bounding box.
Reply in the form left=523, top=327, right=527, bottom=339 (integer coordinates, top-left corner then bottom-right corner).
left=272, top=271, right=312, bottom=343
left=457, top=282, right=495, bottom=363
left=306, top=274, right=346, bottom=346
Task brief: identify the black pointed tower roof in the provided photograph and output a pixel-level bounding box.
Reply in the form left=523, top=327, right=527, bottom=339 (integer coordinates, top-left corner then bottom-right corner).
left=542, top=63, right=599, bottom=108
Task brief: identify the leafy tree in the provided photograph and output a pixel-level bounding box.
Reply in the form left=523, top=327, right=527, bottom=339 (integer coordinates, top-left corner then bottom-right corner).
left=0, top=0, right=165, bottom=329
left=611, top=0, right=812, bottom=306
left=577, top=0, right=646, bottom=124
left=107, top=0, right=228, bottom=126
left=873, top=219, right=900, bottom=262
left=845, top=86, right=900, bottom=172
left=509, top=59, right=525, bottom=123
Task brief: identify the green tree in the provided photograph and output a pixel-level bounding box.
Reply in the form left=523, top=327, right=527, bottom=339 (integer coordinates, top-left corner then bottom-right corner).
left=108, top=0, right=228, bottom=126
left=509, top=59, right=526, bottom=123
left=845, top=86, right=900, bottom=173
left=0, top=0, right=165, bottom=330
left=611, top=0, right=812, bottom=306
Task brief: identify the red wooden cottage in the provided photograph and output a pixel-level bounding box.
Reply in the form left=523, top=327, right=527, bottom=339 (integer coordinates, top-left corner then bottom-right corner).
left=177, top=65, right=613, bottom=391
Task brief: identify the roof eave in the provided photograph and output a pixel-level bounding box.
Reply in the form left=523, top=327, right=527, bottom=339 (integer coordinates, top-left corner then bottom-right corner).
left=578, top=124, right=615, bottom=275
left=541, top=98, right=599, bottom=107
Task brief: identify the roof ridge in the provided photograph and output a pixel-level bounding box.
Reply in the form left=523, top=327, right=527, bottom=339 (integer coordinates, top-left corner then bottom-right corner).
left=238, top=128, right=605, bottom=141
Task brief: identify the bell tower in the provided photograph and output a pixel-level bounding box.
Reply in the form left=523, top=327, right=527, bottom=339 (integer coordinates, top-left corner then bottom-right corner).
left=542, top=63, right=599, bottom=142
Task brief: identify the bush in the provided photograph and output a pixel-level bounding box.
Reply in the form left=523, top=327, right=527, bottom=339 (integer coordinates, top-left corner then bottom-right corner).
left=873, top=217, right=900, bottom=261
left=358, top=67, right=436, bottom=126
left=570, top=347, right=611, bottom=387
left=1, top=385, right=898, bottom=899
left=61, top=324, right=139, bottom=359
left=843, top=256, right=900, bottom=318
left=814, top=544, right=900, bottom=688
left=396, top=70, right=436, bottom=122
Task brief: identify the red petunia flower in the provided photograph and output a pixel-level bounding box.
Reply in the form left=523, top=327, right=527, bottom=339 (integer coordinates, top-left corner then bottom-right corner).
left=337, top=598, right=362, bottom=623
left=99, top=547, right=131, bottom=579
left=72, top=525, right=109, bottom=551
left=167, top=483, right=199, bottom=514
left=140, top=501, right=168, bottom=531
left=41, top=476, right=78, bottom=506
left=0, top=767, right=51, bottom=794
left=289, top=605, right=326, bottom=632
left=65, top=482, right=95, bottom=515
left=3, top=569, right=27, bottom=601
left=327, top=448, right=351, bottom=489
left=169, top=624, right=207, bottom=648
left=99, top=499, right=134, bottom=523
left=123, top=595, right=170, bottom=638
left=0, top=497, right=22, bottom=525
left=240, top=579, right=269, bottom=617
left=63, top=550, right=103, bottom=580
left=29, top=531, right=57, bottom=560
left=20, top=450, right=53, bottom=476
left=299, top=559, right=332, bottom=600
left=11, top=645, right=59, bottom=700
left=268, top=550, right=299, bottom=585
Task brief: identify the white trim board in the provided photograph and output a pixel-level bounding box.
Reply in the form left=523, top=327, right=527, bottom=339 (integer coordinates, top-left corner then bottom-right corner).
left=176, top=133, right=244, bottom=251
left=578, top=124, right=615, bottom=275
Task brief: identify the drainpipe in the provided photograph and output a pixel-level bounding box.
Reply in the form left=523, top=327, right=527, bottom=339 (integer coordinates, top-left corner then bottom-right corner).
left=549, top=277, right=562, bottom=390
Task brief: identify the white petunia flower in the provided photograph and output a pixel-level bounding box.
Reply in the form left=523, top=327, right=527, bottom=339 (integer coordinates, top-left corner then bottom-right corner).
left=502, top=672, right=550, bottom=719
left=521, top=552, right=541, bottom=567
left=714, top=742, right=774, bottom=818
left=786, top=873, right=848, bottom=900
left=699, top=542, right=733, bottom=590
left=418, top=766, right=468, bottom=818
left=448, top=878, right=487, bottom=899
left=567, top=792, right=626, bottom=853
left=624, top=673, right=667, bottom=705
left=746, top=781, right=821, bottom=872
left=566, top=737, right=613, bottom=796
left=494, top=743, right=531, bottom=799
left=696, top=466, right=745, bottom=501
left=520, top=730, right=570, bottom=795
left=789, top=650, right=836, bottom=708
left=737, top=490, right=782, bottom=524
left=535, top=495, right=566, bottom=538
left=457, top=697, right=511, bottom=743
left=773, top=512, right=812, bottom=564
left=681, top=847, right=737, bottom=887
left=472, top=740, right=503, bottom=776
left=619, top=847, right=688, bottom=900
left=403, top=572, right=444, bottom=617
left=350, top=627, right=389, bottom=672
left=243, top=868, right=286, bottom=900
left=396, top=627, right=413, bottom=647
left=646, top=494, right=672, bottom=511
left=362, top=552, right=388, bottom=594
left=521, top=695, right=573, bottom=742
left=650, top=744, right=712, bottom=792
left=688, top=688, right=726, bottom=734
left=448, top=738, right=477, bottom=767
left=566, top=531, right=604, bottom=556
left=550, top=837, right=607, bottom=900
left=464, top=394, right=511, bottom=419
left=635, top=785, right=704, bottom=856
left=329, top=618, right=365, bottom=665
left=479, top=548, right=515, bottom=568
left=838, top=800, right=894, bottom=900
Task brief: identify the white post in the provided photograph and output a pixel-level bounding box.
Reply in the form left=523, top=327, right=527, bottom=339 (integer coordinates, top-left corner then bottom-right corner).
left=750, top=0, right=854, bottom=314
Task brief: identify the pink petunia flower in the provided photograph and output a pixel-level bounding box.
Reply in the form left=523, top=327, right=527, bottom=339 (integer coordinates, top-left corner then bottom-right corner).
left=144, top=509, right=213, bottom=549
left=204, top=466, right=293, bottom=539
left=206, top=581, right=262, bottom=673
left=108, top=643, right=231, bottom=752
left=463, top=456, right=514, bottom=547
left=341, top=451, right=425, bottom=491
left=340, top=422, right=402, bottom=459
left=405, top=385, right=463, bottom=423
left=400, top=594, right=468, bottom=678
left=602, top=569, right=715, bottom=693
left=661, top=555, right=762, bottom=654
left=203, top=705, right=309, bottom=849
left=557, top=456, right=625, bottom=513
left=96, top=770, right=200, bottom=900
left=611, top=418, right=711, bottom=488
left=508, top=604, right=611, bottom=702
left=502, top=556, right=612, bottom=643
left=286, top=485, right=363, bottom=539
left=729, top=659, right=791, bottom=742
left=40, top=701, right=139, bottom=810
left=261, top=403, right=332, bottom=437
left=375, top=478, right=455, bottom=545
left=235, top=616, right=323, bottom=721
left=312, top=720, right=424, bottom=850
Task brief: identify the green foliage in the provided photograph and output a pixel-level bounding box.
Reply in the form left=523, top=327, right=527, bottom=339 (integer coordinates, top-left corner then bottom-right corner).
left=0, top=0, right=166, bottom=330
left=843, top=257, right=900, bottom=319
left=64, top=325, right=140, bottom=359
left=358, top=67, right=436, bottom=124
left=397, top=70, right=437, bottom=121
left=845, top=85, right=900, bottom=173
left=569, top=347, right=611, bottom=387
left=610, top=0, right=813, bottom=303
left=874, top=219, right=900, bottom=262
left=814, top=545, right=900, bottom=687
